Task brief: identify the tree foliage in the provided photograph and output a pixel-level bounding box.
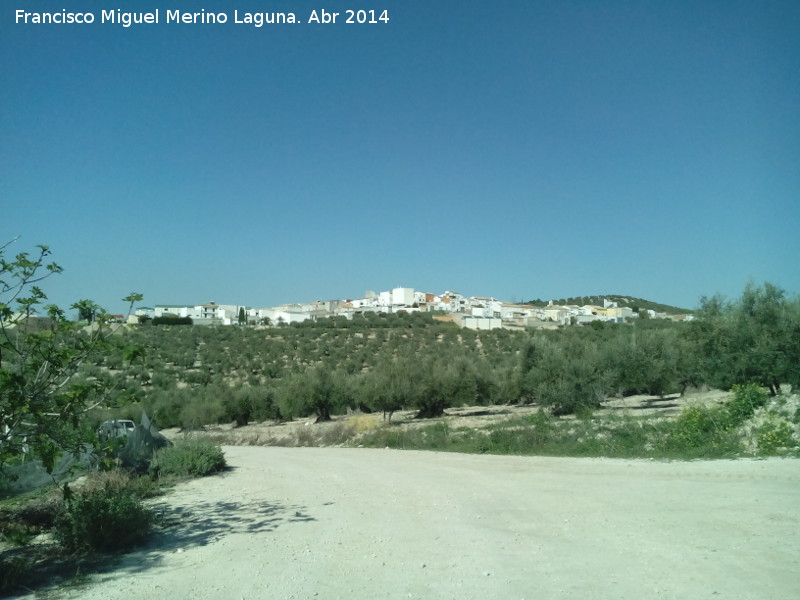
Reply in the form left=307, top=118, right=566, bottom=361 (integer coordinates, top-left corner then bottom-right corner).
left=688, top=283, right=800, bottom=394
left=152, top=315, right=193, bottom=326
left=37, top=279, right=796, bottom=434
left=0, top=240, right=142, bottom=473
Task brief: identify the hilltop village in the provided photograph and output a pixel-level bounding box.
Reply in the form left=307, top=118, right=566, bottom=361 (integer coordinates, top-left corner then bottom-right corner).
left=136, top=287, right=693, bottom=330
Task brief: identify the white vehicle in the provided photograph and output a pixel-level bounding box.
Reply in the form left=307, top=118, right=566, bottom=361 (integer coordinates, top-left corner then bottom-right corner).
left=97, top=419, right=136, bottom=441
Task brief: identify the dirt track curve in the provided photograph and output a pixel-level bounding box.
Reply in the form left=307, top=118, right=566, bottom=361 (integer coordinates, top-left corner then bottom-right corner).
left=49, top=446, right=799, bottom=600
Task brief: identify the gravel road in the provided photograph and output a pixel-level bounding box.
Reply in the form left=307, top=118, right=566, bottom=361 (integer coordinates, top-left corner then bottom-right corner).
left=53, top=447, right=799, bottom=600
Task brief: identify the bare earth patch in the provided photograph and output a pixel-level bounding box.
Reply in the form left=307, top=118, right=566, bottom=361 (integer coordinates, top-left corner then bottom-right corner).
left=46, top=445, right=799, bottom=600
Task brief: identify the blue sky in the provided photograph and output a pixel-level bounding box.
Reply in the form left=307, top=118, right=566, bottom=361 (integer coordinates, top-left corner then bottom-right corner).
left=2, top=1, right=798, bottom=314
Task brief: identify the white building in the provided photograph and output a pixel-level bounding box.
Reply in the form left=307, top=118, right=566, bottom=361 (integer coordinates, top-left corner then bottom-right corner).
left=391, top=287, right=415, bottom=307
left=272, top=310, right=313, bottom=325
left=457, top=315, right=503, bottom=330
left=154, top=305, right=195, bottom=319
left=153, top=302, right=238, bottom=324
left=438, top=291, right=468, bottom=313
left=542, top=304, right=570, bottom=325
left=499, top=303, right=537, bottom=322
left=349, top=296, right=377, bottom=309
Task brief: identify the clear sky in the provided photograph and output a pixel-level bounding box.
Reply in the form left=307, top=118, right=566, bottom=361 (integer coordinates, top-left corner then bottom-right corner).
left=2, top=1, right=798, bottom=314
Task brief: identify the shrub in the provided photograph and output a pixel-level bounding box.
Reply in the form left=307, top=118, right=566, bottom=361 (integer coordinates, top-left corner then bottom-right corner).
left=53, top=486, right=153, bottom=553
left=150, top=439, right=226, bottom=478
left=756, top=420, right=794, bottom=455
left=79, top=469, right=160, bottom=499
left=723, top=383, right=768, bottom=428
left=671, top=405, right=719, bottom=448
left=152, top=315, right=193, bottom=325
left=657, top=403, right=743, bottom=457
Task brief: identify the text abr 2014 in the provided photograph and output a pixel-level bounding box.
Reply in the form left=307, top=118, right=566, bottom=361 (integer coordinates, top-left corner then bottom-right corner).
left=14, top=9, right=391, bottom=28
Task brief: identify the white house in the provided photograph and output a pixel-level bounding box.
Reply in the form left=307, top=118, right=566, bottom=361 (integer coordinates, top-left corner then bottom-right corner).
left=349, top=296, right=377, bottom=309
left=198, top=302, right=239, bottom=325
left=500, top=303, right=537, bottom=322
left=154, top=305, right=195, bottom=319
left=542, top=304, right=570, bottom=325
left=154, top=302, right=238, bottom=324
left=391, top=287, right=415, bottom=307
left=439, top=291, right=468, bottom=312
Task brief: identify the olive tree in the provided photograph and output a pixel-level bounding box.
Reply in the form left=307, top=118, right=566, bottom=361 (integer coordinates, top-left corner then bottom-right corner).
left=688, top=283, right=799, bottom=394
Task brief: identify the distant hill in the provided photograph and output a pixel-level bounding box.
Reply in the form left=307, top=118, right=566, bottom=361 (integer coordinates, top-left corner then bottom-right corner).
left=524, top=295, right=694, bottom=315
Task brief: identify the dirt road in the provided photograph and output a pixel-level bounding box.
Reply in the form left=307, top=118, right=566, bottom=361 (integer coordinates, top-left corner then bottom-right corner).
left=54, top=447, right=798, bottom=600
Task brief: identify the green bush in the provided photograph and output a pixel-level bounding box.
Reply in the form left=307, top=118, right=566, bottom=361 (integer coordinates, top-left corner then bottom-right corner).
left=656, top=403, right=743, bottom=457
left=152, top=315, right=193, bottom=325
left=150, top=439, right=226, bottom=478
left=723, top=383, right=768, bottom=428
left=756, top=421, right=794, bottom=455
left=671, top=405, right=719, bottom=448
left=53, top=486, right=153, bottom=553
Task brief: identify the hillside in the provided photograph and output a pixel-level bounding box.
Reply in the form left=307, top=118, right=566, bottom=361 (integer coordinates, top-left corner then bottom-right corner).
left=524, top=295, right=694, bottom=315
